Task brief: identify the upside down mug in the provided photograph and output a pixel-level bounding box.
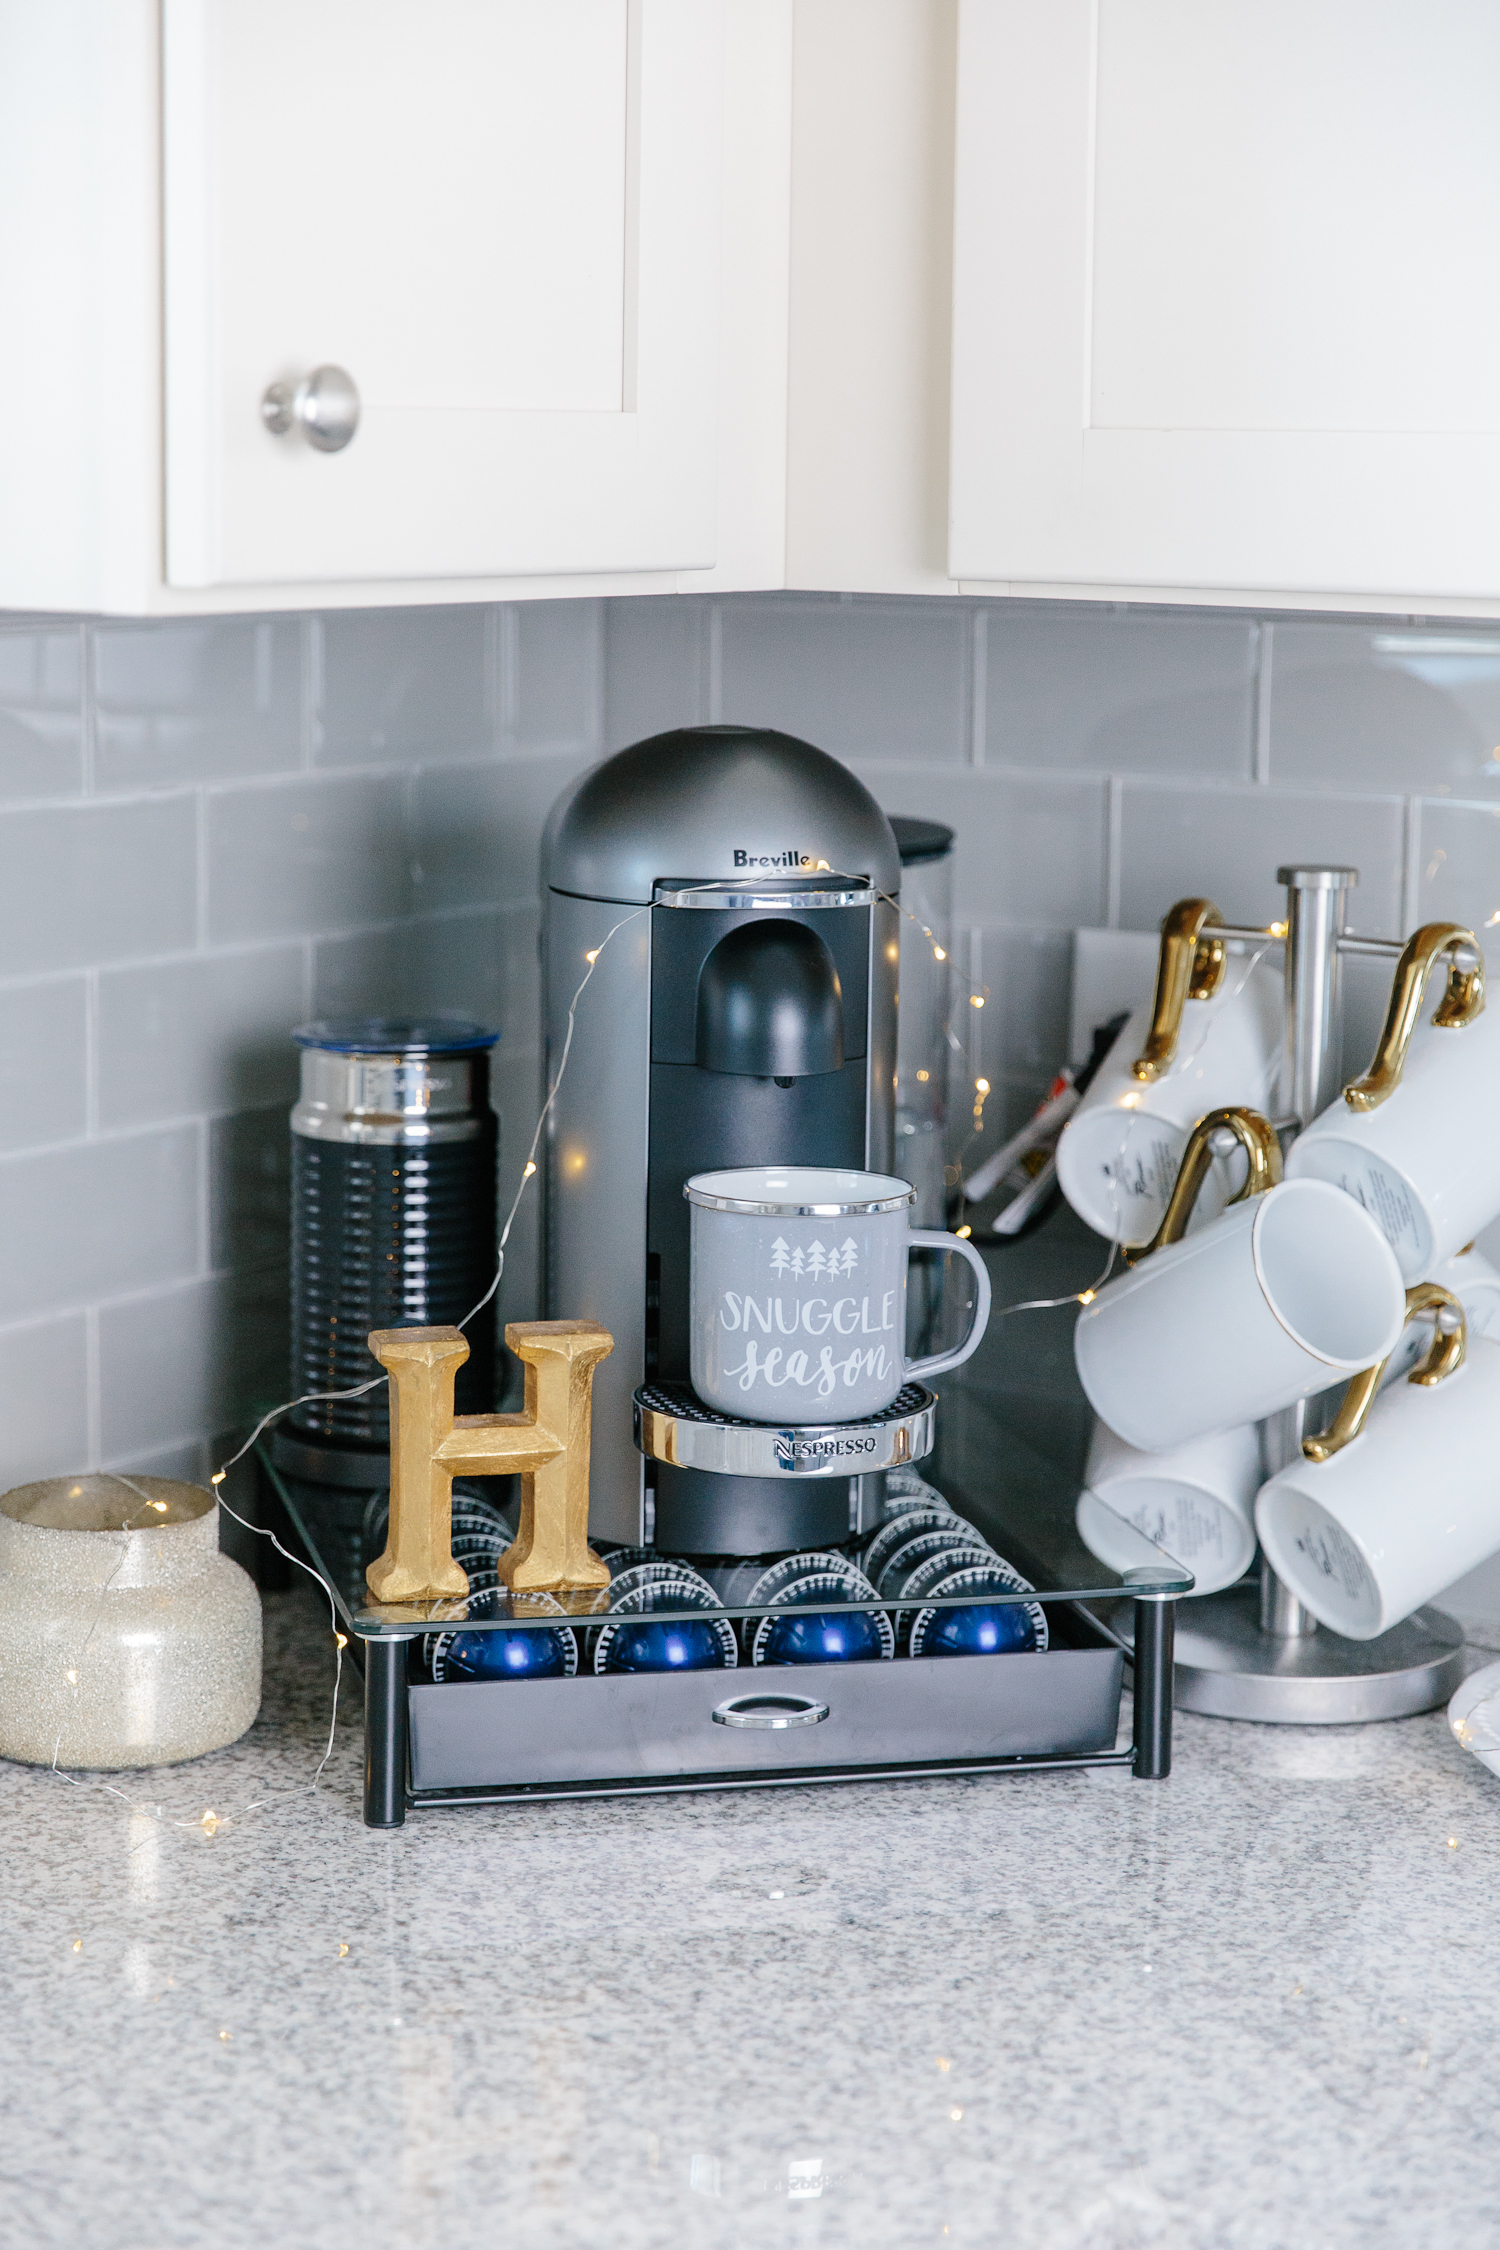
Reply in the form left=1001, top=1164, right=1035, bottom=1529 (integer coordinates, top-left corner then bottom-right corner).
left=1077, top=1416, right=1261, bottom=1597
left=1257, top=1290, right=1500, bottom=1640
left=1073, top=1108, right=1408, bottom=1454
left=686, top=1167, right=991, bottom=1423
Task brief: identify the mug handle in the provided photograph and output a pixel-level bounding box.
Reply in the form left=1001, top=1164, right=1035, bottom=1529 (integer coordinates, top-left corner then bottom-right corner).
left=1130, top=898, right=1228, bottom=1083
left=903, top=1231, right=993, bottom=1385
left=1342, top=922, right=1484, bottom=1114
left=1133, top=1106, right=1282, bottom=1264
left=1302, top=1282, right=1467, bottom=1464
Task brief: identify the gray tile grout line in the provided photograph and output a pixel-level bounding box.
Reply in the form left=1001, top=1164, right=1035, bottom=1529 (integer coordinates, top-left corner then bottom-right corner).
left=1105, top=776, right=1123, bottom=928
left=84, top=1305, right=101, bottom=1470
left=1252, top=619, right=1274, bottom=784
left=1402, top=795, right=1422, bottom=934
left=968, top=607, right=987, bottom=767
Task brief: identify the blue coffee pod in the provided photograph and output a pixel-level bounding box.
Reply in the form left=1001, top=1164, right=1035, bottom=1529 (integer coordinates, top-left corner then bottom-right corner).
left=750, top=1565, right=894, bottom=1666
left=431, top=1622, right=579, bottom=1681
left=593, top=1576, right=739, bottom=1674
left=909, top=1562, right=1049, bottom=1658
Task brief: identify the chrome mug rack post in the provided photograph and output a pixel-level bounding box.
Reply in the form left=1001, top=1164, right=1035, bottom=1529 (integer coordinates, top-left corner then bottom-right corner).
left=1164, top=865, right=1466, bottom=1723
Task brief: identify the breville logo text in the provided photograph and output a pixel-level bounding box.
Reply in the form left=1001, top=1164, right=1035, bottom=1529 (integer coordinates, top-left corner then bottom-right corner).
left=732, top=847, right=817, bottom=868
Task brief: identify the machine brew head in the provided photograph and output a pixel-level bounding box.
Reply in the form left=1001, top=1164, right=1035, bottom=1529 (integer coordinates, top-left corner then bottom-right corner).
left=695, top=919, right=845, bottom=1080
left=542, top=724, right=904, bottom=1554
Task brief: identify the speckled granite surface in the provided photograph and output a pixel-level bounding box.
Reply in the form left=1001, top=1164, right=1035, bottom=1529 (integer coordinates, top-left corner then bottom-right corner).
left=3, top=1588, right=1499, bottom=2250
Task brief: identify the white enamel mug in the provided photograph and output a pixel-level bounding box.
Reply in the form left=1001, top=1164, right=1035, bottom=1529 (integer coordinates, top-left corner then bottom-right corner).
left=1078, top=1417, right=1260, bottom=1597
left=1057, top=901, right=1283, bottom=1248
left=1285, top=924, right=1492, bottom=1281
left=686, top=1167, right=991, bottom=1424
left=1073, top=1111, right=1407, bottom=1455
left=1258, top=1321, right=1500, bottom=1642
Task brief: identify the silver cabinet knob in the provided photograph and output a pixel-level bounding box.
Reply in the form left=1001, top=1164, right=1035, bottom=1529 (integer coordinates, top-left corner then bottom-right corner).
left=260, top=365, right=360, bottom=453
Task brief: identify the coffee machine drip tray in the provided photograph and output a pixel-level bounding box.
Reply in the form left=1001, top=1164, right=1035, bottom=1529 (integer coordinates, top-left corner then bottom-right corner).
left=633, top=1381, right=936, bottom=1479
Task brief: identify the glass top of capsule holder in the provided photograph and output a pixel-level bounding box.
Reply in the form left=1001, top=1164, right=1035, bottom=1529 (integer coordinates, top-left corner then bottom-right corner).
left=263, top=1419, right=1192, bottom=1643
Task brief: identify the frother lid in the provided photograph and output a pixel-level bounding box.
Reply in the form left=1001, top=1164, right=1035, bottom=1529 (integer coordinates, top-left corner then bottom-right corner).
left=544, top=725, right=902, bottom=905
left=293, top=1015, right=498, bottom=1054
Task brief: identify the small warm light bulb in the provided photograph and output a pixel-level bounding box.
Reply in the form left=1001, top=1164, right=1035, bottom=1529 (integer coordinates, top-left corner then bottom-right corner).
left=219, top=2028, right=231, bottom=2043
left=915, top=1069, right=929, bottom=1082
left=72, top=1938, right=82, bottom=1954
left=211, top=1471, right=226, bottom=1486
left=1448, top=1835, right=1459, bottom=1849
left=936, top=2057, right=951, bottom=2072
left=334, top=1631, right=348, bottom=1650
left=933, top=945, right=947, bottom=962
left=1078, top=1289, right=1097, bottom=1306
left=151, top=1499, right=169, bottom=1513
left=584, top=948, right=599, bottom=964
left=1269, top=920, right=1288, bottom=939
left=523, top=1161, right=537, bottom=1178
left=975, top=1077, right=990, bottom=1094
left=969, top=994, right=985, bottom=1009
left=950, top=2108, right=963, bottom=2123
left=955, top=1224, right=973, bottom=1240
left=200, top=1810, right=220, bottom=1837
left=65, top=1668, right=78, bottom=1686
left=338, top=1942, right=350, bottom=1958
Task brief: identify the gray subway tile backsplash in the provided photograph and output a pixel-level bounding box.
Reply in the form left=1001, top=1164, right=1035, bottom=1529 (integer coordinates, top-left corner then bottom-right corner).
left=985, top=608, right=1257, bottom=777
left=93, top=617, right=302, bottom=789
left=207, top=770, right=412, bottom=942
left=0, top=586, right=1497, bottom=1479
left=1116, top=781, right=1406, bottom=936
left=97, top=947, right=305, bottom=1128
left=0, top=796, right=198, bottom=973
left=0, top=1125, right=200, bottom=1324
left=317, top=606, right=492, bottom=767
left=0, top=626, right=84, bottom=800
left=1268, top=623, right=1500, bottom=795
left=719, top=595, right=972, bottom=764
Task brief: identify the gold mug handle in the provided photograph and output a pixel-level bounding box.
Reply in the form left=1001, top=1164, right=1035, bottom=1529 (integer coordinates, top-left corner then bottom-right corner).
left=1302, top=1282, right=1467, bottom=1463
left=1343, top=923, right=1485, bottom=1113
left=1131, top=898, right=1229, bottom=1083
left=1133, top=1105, right=1283, bottom=1263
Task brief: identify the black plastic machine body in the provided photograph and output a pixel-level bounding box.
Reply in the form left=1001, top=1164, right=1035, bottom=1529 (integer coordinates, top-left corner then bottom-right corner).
left=542, top=725, right=906, bottom=1554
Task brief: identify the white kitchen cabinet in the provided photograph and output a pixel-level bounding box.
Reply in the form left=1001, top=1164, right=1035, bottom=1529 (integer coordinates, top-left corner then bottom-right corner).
left=0, top=0, right=792, bottom=615
left=949, top=0, right=1500, bottom=611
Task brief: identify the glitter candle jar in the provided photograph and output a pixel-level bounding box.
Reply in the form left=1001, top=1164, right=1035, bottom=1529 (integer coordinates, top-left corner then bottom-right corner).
left=0, top=1476, right=261, bottom=1769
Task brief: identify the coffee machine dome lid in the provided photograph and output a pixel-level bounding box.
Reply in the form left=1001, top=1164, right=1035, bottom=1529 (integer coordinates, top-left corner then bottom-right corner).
left=543, top=725, right=902, bottom=905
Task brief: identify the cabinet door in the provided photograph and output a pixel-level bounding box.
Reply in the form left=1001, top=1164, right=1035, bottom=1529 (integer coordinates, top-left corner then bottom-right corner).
left=164, top=0, right=722, bottom=588
left=950, top=0, right=1500, bottom=602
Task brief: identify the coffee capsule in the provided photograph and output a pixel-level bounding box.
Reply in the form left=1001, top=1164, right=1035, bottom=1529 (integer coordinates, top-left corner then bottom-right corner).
left=749, top=1564, right=894, bottom=1666
left=859, top=1506, right=965, bottom=1587
left=592, top=1577, right=739, bottom=1674
left=872, top=1524, right=993, bottom=1600
left=908, top=1561, right=1048, bottom=1658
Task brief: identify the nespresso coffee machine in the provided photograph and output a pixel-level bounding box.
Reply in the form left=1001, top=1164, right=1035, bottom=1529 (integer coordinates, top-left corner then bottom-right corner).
left=543, top=724, right=945, bottom=1555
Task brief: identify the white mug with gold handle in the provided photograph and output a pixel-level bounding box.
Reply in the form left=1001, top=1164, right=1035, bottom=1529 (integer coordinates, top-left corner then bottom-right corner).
left=1056, top=898, right=1284, bottom=1248
left=1074, top=1107, right=1407, bottom=1455
left=1286, top=922, right=1492, bottom=1280
left=1256, top=1286, right=1500, bottom=1640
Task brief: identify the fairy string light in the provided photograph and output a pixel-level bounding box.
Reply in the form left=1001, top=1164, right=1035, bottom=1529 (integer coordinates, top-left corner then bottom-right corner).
left=41, top=867, right=1091, bottom=1835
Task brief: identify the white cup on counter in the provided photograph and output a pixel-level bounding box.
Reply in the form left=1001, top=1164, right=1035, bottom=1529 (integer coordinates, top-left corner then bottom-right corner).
left=1077, top=1417, right=1260, bottom=1597
left=1285, top=922, right=1493, bottom=1280
left=1257, top=1288, right=1500, bottom=1640
left=1074, top=1108, right=1407, bottom=1455
left=1056, top=899, right=1283, bottom=1249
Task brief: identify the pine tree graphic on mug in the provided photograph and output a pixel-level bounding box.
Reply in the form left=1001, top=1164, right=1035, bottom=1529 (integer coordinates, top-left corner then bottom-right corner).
left=768, top=1235, right=859, bottom=1275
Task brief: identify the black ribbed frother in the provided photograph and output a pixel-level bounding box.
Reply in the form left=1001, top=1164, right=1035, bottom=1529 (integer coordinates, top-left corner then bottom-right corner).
left=283, top=1018, right=499, bottom=1482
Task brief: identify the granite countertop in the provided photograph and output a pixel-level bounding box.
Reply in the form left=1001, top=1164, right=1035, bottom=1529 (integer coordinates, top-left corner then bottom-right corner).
left=3, top=1588, right=1499, bottom=2249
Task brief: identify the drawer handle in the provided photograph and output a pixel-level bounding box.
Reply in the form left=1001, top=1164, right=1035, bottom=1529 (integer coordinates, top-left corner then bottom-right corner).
left=713, top=1693, right=828, bottom=1731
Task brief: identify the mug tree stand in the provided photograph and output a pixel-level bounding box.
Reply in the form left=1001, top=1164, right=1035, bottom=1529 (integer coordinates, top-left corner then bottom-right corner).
left=1140, top=864, right=1464, bottom=1724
